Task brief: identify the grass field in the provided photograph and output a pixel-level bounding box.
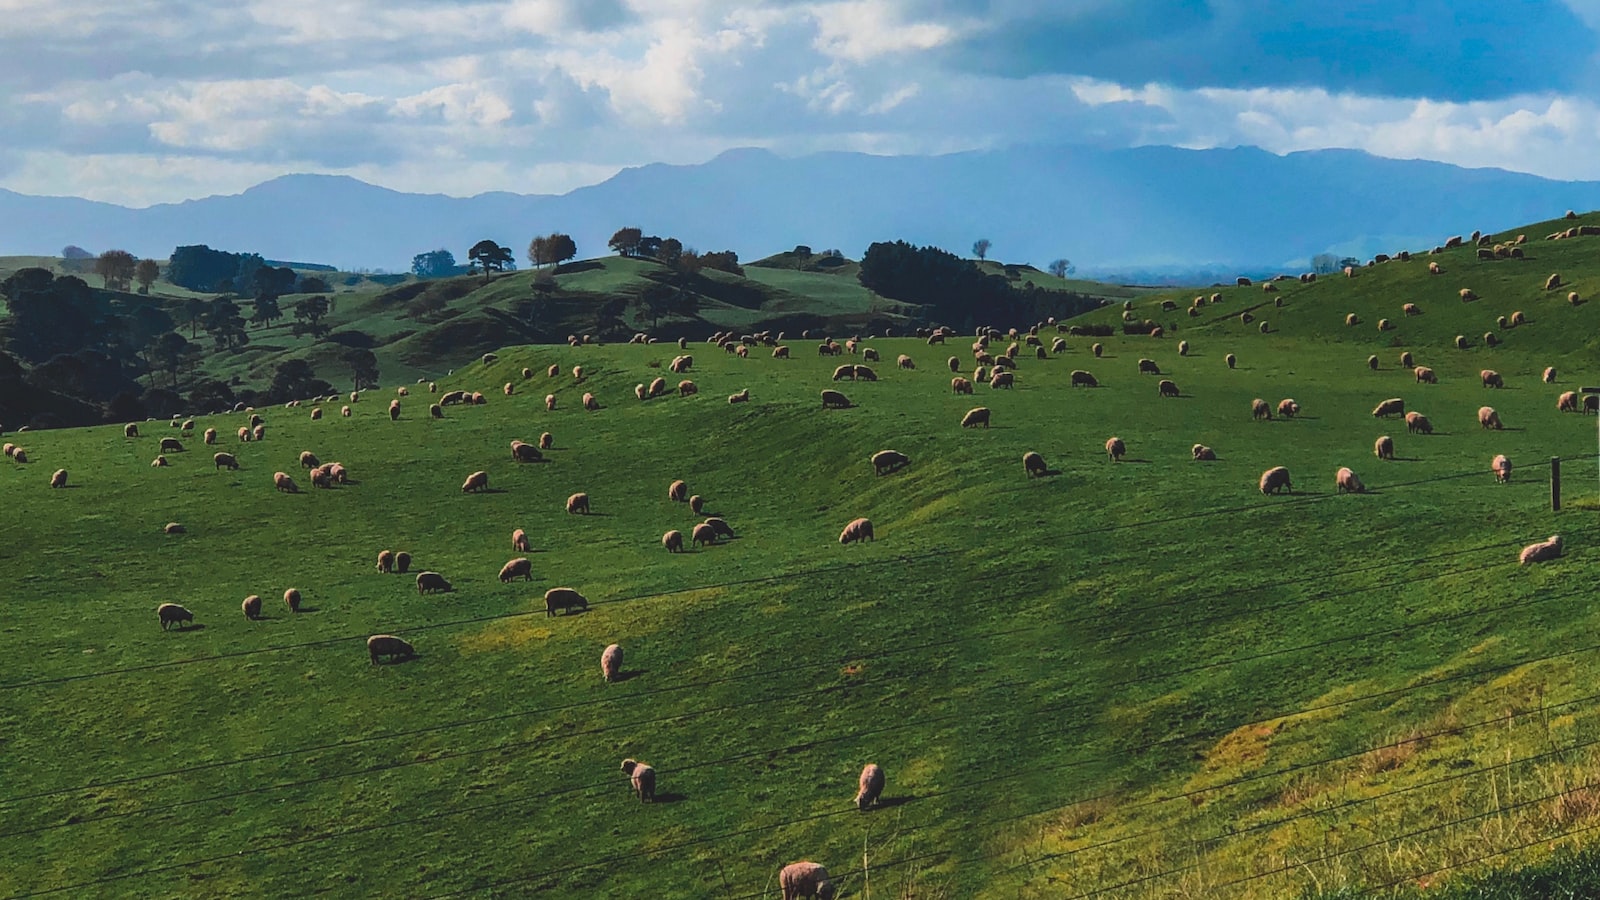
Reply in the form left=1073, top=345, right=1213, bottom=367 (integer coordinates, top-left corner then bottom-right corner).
left=5, top=218, right=1600, bottom=898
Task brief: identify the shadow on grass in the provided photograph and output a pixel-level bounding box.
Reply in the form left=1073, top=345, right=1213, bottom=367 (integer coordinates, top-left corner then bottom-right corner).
left=614, top=669, right=647, bottom=683
left=651, top=792, right=688, bottom=804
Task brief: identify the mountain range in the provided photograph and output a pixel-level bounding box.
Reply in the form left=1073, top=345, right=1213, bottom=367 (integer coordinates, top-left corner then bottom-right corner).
left=4, top=145, right=1600, bottom=278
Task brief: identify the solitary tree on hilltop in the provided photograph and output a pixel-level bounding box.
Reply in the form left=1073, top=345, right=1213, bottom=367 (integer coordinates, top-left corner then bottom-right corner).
left=468, top=240, right=514, bottom=277
left=973, top=238, right=992, bottom=261
left=793, top=245, right=812, bottom=271
left=95, top=249, right=137, bottom=291
left=411, top=248, right=458, bottom=279
left=529, top=233, right=577, bottom=269
left=1047, top=258, right=1074, bottom=279
left=134, top=259, right=161, bottom=294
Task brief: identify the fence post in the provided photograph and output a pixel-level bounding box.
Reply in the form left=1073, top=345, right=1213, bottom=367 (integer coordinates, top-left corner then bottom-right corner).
left=1552, top=456, right=1562, bottom=512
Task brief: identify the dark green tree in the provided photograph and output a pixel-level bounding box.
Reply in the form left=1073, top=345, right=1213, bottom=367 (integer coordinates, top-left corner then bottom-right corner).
left=411, top=249, right=458, bottom=278
left=655, top=237, right=683, bottom=270
left=250, top=295, right=282, bottom=328
left=972, top=238, right=992, bottom=261
left=343, top=347, right=380, bottom=390
left=608, top=227, right=642, bottom=257
left=180, top=296, right=208, bottom=338
left=468, top=240, right=513, bottom=275
left=134, top=259, right=161, bottom=294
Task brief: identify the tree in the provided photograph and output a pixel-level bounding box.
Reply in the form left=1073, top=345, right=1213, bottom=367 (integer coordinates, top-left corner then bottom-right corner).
left=187, top=379, right=236, bottom=413
left=290, top=295, right=331, bottom=338
left=297, top=275, right=330, bottom=294
left=147, top=331, right=194, bottom=389
left=527, top=235, right=548, bottom=269
left=202, top=296, right=249, bottom=351
left=700, top=250, right=742, bottom=276
left=167, top=245, right=243, bottom=292
left=608, top=227, right=643, bottom=257
left=267, top=359, right=331, bottom=403
left=94, top=250, right=137, bottom=291
left=1047, top=258, right=1075, bottom=279
left=545, top=233, right=577, bottom=268
left=180, top=297, right=208, bottom=338
left=467, top=240, right=513, bottom=275
left=250, top=295, right=282, bottom=328
left=655, top=237, right=683, bottom=270
left=972, top=239, right=992, bottom=261
left=134, top=259, right=161, bottom=294
left=1311, top=253, right=1339, bottom=274
left=793, top=245, right=813, bottom=271
left=0, top=269, right=99, bottom=364
left=639, top=282, right=675, bottom=329
left=61, top=245, right=93, bottom=260
left=411, top=249, right=459, bottom=279
left=343, top=347, right=380, bottom=390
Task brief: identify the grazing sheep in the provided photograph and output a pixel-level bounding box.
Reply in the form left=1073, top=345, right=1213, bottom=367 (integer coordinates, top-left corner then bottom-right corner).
left=49, top=468, right=66, bottom=488
left=1484, top=332, right=1499, bottom=348
left=951, top=377, right=973, bottom=394
left=600, top=643, right=623, bottom=682
left=1336, top=467, right=1366, bottom=494
left=961, top=407, right=991, bottom=428
left=1479, top=406, right=1504, bottom=430
left=678, top=380, right=698, bottom=397
left=397, top=386, right=409, bottom=397
left=430, top=403, right=444, bottom=419
left=566, top=492, right=590, bottom=514
left=832, top=364, right=855, bottom=382
left=1400, top=351, right=1414, bottom=368
left=1520, top=535, right=1562, bottom=565
left=1544, top=367, right=1558, bottom=384
left=646, top=377, right=666, bottom=398
left=1278, top=398, right=1300, bottom=418
left=1429, top=261, right=1441, bottom=274
left=663, top=530, right=684, bottom=552
left=124, top=422, right=139, bottom=438
left=1105, top=436, right=1126, bottom=461
left=620, top=758, right=655, bottom=802
left=389, top=401, right=400, bottom=421
left=1192, top=444, right=1216, bottom=461
left=1377, top=318, right=1392, bottom=332
left=1367, top=355, right=1380, bottom=371
left=820, top=389, right=852, bottom=410
left=1459, top=289, right=1476, bottom=302
left=1345, top=313, right=1360, bottom=327
left=853, top=365, right=877, bottom=381
left=284, top=588, right=302, bottom=612
left=274, top=471, right=298, bottom=493
left=545, top=587, right=588, bottom=616
left=1403, top=303, right=1419, bottom=317
left=539, top=432, right=554, bottom=450
left=368, top=634, right=416, bottom=664
left=691, top=522, right=717, bottom=548
left=394, top=551, right=412, bottom=574
left=573, top=365, right=586, bottom=381
left=340, top=406, right=351, bottom=418
left=1225, top=353, right=1237, bottom=369
left=1373, top=398, right=1405, bottom=418
left=545, top=394, right=556, bottom=411
left=1252, top=398, right=1272, bottom=420
left=511, top=440, right=541, bottom=463
left=689, top=495, right=705, bottom=514
left=150, top=456, right=167, bottom=467
left=461, top=470, right=490, bottom=493
left=1570, top=292, right=1583, bottom=306
left=669, top=480, right=689, bottom=502
left=947, top=356, right=962, bottom=373
left=1240, top=312, right=1254, bottom=324
left=160, top=437, right=183, bottom=454
left=499, top=557, right=533, bottom=583
left=1415, top=366, right=1437, bottom=384
left=241, top=594, right=263, bottom=619
left=1176, top=340, right=1189, bottom=357
left=897, top=354, right=915, bottom=370
left=547, top=364, right=560, bottom=378
left=162, top=521, right=184, bottom=534
left=310, top=407, right=323, bottom=421
left=703, top=517, right=735, bottom=540
left=856, top=763, right=886, bottom=810
left=309, top=465, right=333, bottom=489
left=157, top=603, right=194, bottom=631
left=416, top=571, right=452, bottom=594
left=1492, top=454, right=1512, bottom=484
left=989, top=371, right=1015, bottom=389
left=1406, top=412, right=1433, bottom=434
left=1138, top=358, right=1160, bottom=375
left=1375, top=435, right=1396, bottom=460
left=1154, top=378, right=1180, bottom=398
left=1511, top=311, right=1526, bottom=326
left=377, top=550, right=395, bottom=573
left=1052, top=338, right=1067, bottom=354
left=635, top=383, right=647, bottom=401
left=1560, top=391, right=1580, bottom=412
left=202, top=427, right=217, bottom=445
left=300, top=450, right=321, bottom=469
left=860, top=347, right=879, bottom=363
left=1547, top=273, right=1563, bottom=291
left=1091, top=342, right=1104, bottom=358
left=1022, top=451, right=1048, bottom=477
left=1070, top=369, right=1099, bottom=387
left=503, top=382, right=514, bottom=397
left=839, top=517, right=875, bottom=544
left=1259, top=466, right=1292, bottom=495
left=1481, top=369, right=1504, bottom=388
left=872, top=449, right=910, bottom=476
left=779, top=862, right=835, bottom=900
left=213, top=452, right=239, bottom=470
left=973, top=366, right=989, bottom=384
left=728, top=388, right=750, bottom=404
left=512, top=529, right=531, bottom=553
left=582, top=392, right=600, bottom=411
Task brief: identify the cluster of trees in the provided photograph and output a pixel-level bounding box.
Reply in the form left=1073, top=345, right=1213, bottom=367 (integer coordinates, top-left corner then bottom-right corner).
left=411, top=249, right=462, bottom=279
left=527, top=233, right=577, bottom=269
left=857, top=241, right=1105, bottom=331
left=164, top=245, right=327, bottom=297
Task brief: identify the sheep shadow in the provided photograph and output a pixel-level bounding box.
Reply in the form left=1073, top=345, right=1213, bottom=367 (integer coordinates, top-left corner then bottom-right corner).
left=1037, top=468, right=1063, bottom=478
left=291, top=605, right=321, bottom=614
left=651, top=792, right=688, bottom=804
left=613, top=669, right=647, bottom=683
left=870, top=795, right=915, bottom=810
left=1119, top=458, right=1153, bottom=464
left=473, top=488, right=511, bottom=495
left=377, top=654, right=420, bottom=666
left=171, top=624, right=208, bottom=632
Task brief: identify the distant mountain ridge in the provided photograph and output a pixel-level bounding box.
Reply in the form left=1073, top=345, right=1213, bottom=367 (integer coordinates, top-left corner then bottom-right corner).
left=4, top=145, right=1600, bottom=277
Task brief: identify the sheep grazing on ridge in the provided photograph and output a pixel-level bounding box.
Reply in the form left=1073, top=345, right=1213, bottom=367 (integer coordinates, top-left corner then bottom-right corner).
left=648, top=377, right=667, bottom=397
left=1240, top=312, right=1254, bottom=324
left=511, top=440, right=541, bottom=463
left=1091, top=343, right=1104, bottom=358
left=1070, top=370, right=1098, bottom=387
left=1560, top=391, right=1580, bottom=412
left=973, top=365, right=989, bottom=384
left=1545, top=367, right=1558, bottom=384
left=203, top=427, right=217, bottom=445
left=1511, top=310, right=1526, bottom=326
left=821, top=389, right=852, bottom=409
left=573, top=365, right=586, bottom=381
left=300, top=450, right=321, bottom=469
left=547, top=364, right=560, bottom=378
left=1377, top=318, right=1392, bottom=332
left=1367, top=355, right=1380, bottom=371
left=1138, top=358, right=1161, bottom=375
left=1373, top=398, right=1405, bottom=418
left=1336, top=467, right=1366, bottom=494
left=1258, top=321, right=1270, bottom=333
left=601, top=644, right=623, bottom=682
left=635, top=383, right=647, bottom=401
left=394, top=551, right=412, bottom=574
left=544, top=394, right=556, bottom=411
left=728, top=388, right=750, bottom=404
left=539, top=432, right=553, bottom=450
left=1405, top=412, right=1433, bottom=434
left=1158, top=379, right=1179, bottom=397
left=690, top=495, right=705, bottom=514
left=1345, top=313, right=1360, bottom=327
left=1484, top=332, right=1499, bottom=348
left=1478, top=406, right=1504, bottom=430
left=620, top=758, right=655, bottom=802
left=461, top=470, right=490, bottom=493
left=1192, top=444, right=1216, bottom=461
left=416, top=571, right=452, bottom=595
left=512, top=529, right=531, bottom=553
left=1520, top=535, right=1562, bottom=565
left=582, top=392, right=600, bottom=411
left=124, top=422, right=139, bottom=438
left=566, top=492, right=590, bottom=514
left=961, top=407, right=991, bottom=428
left=1400, top=351, right=1415, bottom=368
left=163, top=521, right=184, bottom=534
left=430, top=403, right=444, bottom=419
left=1177, top=340, right=1189, bottom=356
left=499, top=557, right=533, bottom=583
left=1429, top=261, right=1441, bottom=274
left=1481, top=369, right=1503, bottom=388
left=1546, top=273, right=1563, bottom=291
left=150, top=456, right=167, bottom=467
left=368, top=634, right=416, bottom=664
left=872, top=450, right=910, bottom=476
left=242, top=595, right=262, bottom=619
left=947, top=356, right=962, bottom=373
left=1493, top=454, right=1512, bottom=484
left=1105, top=436, right=1126, bottom=461
left=1570, top=292, right=1583, bottom=306
left=1252, top=398, right=1272, bottom=421
left=310, top=407, right=323, bottom=421
left=1403, top=303, right=1419, bottom=316
left=854, top=365, right=877, bottom=381
left=703, top=517, right=735, bottom=540
left=544, top=587, right=588, bottom=616
left=1259, top=466, right=1292, bottom=495
left=669, top=480, right=689, bottom=502
left=397, top=386, right=409, bottom=397
left=989, top=371, right=1015, bottom=389
left=274, top=471, right=298, bottom=493
left=389, top=401, right=401, bottom=421
left=503, top=382, right=514, bottom=396
left=377, top=550, right=395, bottom=573
left=856, top=763, right=886, bottom=810
left=1052, top=338, right=1067, bottom=354
left=1225, top=353, right=1237, bottom=369
left=522, top=367, right=533, bottom=380
left=839, top=517, right=874, bottom=545
left=157, top=603, right=194, bottom=631
left=284, top=588, right=302, bottom=613
left=1374, top=435, right=1396, bottom=460
left=678, top=380, right=698, bottom=397
left=663, top=530, right=684, bottom=552
left=951, top=377, right=973, bottom=394
left=897, top=354, right=915, bottom=369
left=1459, top=288, right=1477, bottom=302
left=1023, top=451, right=1048, bottom=477
left=1277, top=398, right=1298, bottom=418
left=340, top=406, right=351, bottom=417
left=692, top=522, right=716, bottom=548
left=49, top=468, right=66, bottom=488
left=213, top=452, right=239, bottom=470
left=832, top=364, right=855, bottom=382
left=160, top=437, right=184, bottom=454
left=1415, top=367, right=1437, bottom=384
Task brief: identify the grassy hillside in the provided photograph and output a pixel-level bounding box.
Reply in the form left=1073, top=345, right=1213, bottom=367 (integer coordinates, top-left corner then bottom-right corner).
left=5, top=196, right=1600, bottom=898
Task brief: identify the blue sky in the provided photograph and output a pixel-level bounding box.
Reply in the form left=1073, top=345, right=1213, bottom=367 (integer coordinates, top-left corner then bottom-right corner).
left=2, top=0, right=1599, bottom=205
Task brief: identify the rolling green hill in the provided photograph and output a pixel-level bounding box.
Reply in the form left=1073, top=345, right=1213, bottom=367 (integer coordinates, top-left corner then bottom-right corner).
left=5, top=214, right=1600, bottom=897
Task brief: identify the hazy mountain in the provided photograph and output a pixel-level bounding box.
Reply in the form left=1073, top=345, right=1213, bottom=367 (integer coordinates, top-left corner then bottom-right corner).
left=4, top=145, right=1599, bottom=278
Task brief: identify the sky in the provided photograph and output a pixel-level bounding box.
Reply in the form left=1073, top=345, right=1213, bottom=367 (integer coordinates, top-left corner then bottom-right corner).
left=4, top=0, right=1600, bottom=206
